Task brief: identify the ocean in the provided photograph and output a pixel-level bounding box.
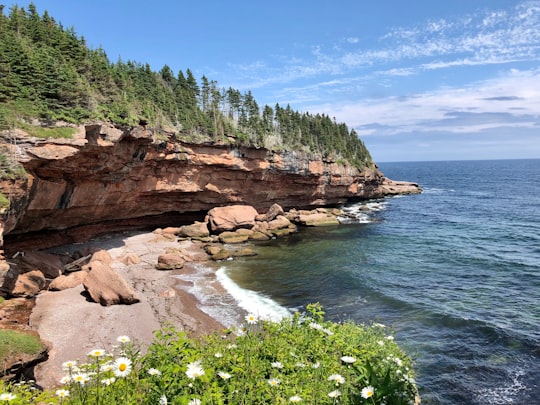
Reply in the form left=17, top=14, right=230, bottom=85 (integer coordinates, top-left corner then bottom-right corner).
left=175, top=159, right=540, bottom=405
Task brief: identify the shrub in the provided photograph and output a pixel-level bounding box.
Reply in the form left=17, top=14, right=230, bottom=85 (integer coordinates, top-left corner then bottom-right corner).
left=0, top=304, right=418, bottom=404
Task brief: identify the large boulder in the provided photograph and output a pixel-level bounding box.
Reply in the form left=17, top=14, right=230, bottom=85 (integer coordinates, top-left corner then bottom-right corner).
left=207, top=205, right=258, bottom=233
left=83, top=260, right=139, bottom=306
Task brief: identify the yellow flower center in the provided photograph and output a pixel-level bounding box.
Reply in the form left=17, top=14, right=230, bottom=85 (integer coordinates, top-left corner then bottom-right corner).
left=119, top=363, right=127, bottom=371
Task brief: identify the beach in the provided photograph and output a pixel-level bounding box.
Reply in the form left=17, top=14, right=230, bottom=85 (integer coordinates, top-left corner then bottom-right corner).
left=29, top=231, right=230, bottom=388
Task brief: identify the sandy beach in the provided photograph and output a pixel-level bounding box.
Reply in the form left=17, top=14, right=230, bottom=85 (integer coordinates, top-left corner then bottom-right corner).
left=29, top=231, right=232, bottom=388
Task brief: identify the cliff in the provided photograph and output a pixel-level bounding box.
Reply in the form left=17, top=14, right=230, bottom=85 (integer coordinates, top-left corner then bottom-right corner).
left=0, top=123, right=420, bottom=252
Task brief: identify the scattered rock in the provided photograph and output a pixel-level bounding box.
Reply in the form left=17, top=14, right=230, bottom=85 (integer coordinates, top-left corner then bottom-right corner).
left=11, top=270, right=46, bottom=298
left=48, top=271, right=88, bottom=291
left=156, top=253, right=185, bottom=270
left=263, top=203, right=285, bottom=222
left=218, top=231, right=250, bottom=244
left=178, top=222, right=210, bottom=239
left=296, top=212, right=340, bottom=227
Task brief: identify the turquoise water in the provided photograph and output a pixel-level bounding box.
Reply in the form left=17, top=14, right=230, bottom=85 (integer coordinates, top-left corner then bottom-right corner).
left=216, top=159, right=540, bottom=404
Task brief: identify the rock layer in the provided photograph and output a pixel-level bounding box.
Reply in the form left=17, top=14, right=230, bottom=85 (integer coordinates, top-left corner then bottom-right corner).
left=0, top=123, right=420, bottom=251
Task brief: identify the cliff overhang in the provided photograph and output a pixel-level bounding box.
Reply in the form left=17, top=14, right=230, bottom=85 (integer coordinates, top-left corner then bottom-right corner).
left=0, top=123, right=420, bottom=251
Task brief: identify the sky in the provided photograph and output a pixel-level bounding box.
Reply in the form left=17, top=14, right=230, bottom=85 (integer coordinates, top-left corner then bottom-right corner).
left=3, top=1, right=540, bottom=162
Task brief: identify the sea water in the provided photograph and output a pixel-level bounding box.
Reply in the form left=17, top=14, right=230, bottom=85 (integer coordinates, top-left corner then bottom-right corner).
left=176, top=159, right=540, bottom=405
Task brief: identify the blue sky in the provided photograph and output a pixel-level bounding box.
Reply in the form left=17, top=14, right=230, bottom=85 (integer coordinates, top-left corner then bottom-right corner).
left=4, top=1, right=540, bottom=162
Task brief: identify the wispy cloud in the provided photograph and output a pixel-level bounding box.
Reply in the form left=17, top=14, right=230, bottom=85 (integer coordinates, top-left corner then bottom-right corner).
left=222, top=1, right=540, bottom=92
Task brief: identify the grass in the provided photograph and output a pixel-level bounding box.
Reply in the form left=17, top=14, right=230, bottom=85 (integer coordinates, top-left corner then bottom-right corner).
left=0, top=330, right=43, bottom=367
left=0, top=304, right=418, bottom=404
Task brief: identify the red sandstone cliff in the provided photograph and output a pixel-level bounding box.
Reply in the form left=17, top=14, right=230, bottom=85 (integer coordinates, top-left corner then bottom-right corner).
left=0, top=123, right=420, bottom=251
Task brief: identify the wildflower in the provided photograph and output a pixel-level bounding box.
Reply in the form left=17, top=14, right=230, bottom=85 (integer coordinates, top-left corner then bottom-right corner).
left=55, top=389, right=70, bottom=398
left=328, top=390, right=341, bottom=398
left=72, top=373, right=90, bottom=385
left=295, top=362, right=306, bottom=368
left=236, top=326, right=247, bottom=336
left=0, top=393, right=16, bottom=401
left=394, top=357, right=403, bottom=367
left=268, top=378, right=281, bottom=387
left=117, top=335, right=131, bottom=344
left=188, top=399, right=201, bottom=405
left=218, top=371, right=231, bottom=380
left=214, top=352, right=223, bottom=358
left=340, top=355, right=356, bottom=364
left=59, top=376, right=71, bottom=385
left=245, top=313, right=258, bottom=324
left=87, top=349, right=106, bottom=357
left=62, top=360, right=77, bottom=370
left=323, top=328, right=334, bottom=336
left=227, top=343, right=238, bottom=349
left=309, top=322, right=323, bottom=330
left=113, top=357, right=132, bottom=377
left=271, top=361, right=284, bottom=369
left=186, top=361, right=205, bottom=379
left=373, top=322, right=386, bottom=328
left=159, top=395, right=168, bottom=405
left=361, top=385, right=375, bottom=399
left=328, top=374, right=345, bottom=385
left=148, top=368, right=162, bottom=376
left=102, top=377, right=116, bottom=386
left=386, top=335, right=394, bottom=341
left=312, top=362, right=321, bottom=369
left=289, top=395, right=303, bottom=402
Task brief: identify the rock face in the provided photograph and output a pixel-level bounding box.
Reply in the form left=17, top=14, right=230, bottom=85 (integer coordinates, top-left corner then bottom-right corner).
left=0, top=123, right=421, bottom=251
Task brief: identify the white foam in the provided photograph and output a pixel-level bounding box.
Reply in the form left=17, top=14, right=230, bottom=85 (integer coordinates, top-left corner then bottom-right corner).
left=173, top=264, right=244, bottom=327
left=339, top=200, right=388, bottom=223
left=216, top=267, right=292, bottom=322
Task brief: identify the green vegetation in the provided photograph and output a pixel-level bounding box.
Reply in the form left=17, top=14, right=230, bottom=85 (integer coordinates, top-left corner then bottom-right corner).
left=0, top=3, right=372, bottom=168
left=0, top=329, right=43, bottom=366
left=0, top=305, right=417, bottom=404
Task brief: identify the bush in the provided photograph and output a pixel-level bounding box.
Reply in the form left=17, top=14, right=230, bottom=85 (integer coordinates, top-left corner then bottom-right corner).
left=0, top=304, right=418, bottom=404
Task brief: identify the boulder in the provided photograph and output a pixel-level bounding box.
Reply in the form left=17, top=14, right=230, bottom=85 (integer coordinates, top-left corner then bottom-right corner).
left=90, top=250, right=112, bottom=264
left=178, top=222, right=210, bottom=238
left=263, top=203, right=284, bottom=222
left=83, top=261, right=139, bottom=306
left=11, top=251, right=64, bottom=279
left=207, top=205, right=258, bottom=233
left=218, top=231, right=250, bottom=244
left=49, top=271, right=88, bottom=291
left=267, top=215, right=292, bottom=230
left=205, top=245, right=232, bottom=261
left=297, top=212, right=340, bottom=227
left=11, top=270, right=46, bottom=298
left=156, top=253, right=185, bottom=270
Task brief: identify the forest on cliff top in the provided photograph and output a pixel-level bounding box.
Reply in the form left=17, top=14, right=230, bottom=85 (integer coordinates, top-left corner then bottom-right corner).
left=0, top=3, right=372, bottom=168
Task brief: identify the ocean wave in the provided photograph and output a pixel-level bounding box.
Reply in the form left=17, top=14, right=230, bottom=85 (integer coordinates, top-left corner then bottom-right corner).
left=215, top=267, right=292, bottom=322
left=339, top=200, right=388, bottom=223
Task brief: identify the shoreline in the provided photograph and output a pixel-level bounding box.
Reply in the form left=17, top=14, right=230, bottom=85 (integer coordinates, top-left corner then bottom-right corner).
left=29, top=232, right=234, bottom=388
